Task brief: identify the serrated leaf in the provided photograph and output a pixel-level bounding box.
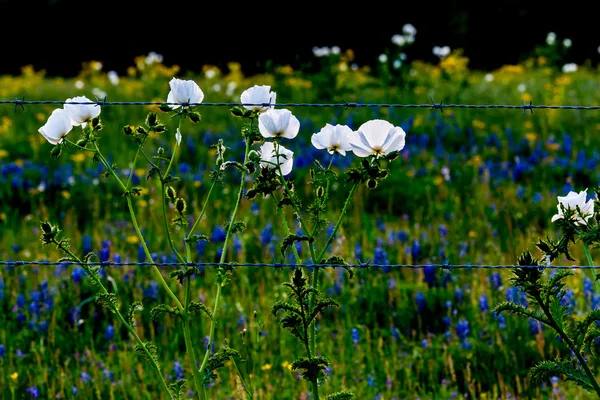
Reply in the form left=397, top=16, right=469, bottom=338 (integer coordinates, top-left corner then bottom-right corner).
left=529, top=358, right=594, bottom=392
left=150, top=303, right=182, bottom=321
left=202, top=347, right=242, bottom=384
left=189, top=301, right=212, bottom=320
left=134, top=342, right=160, bottom=368
left=96, top=293, right=118, bottom=313
left=127, top=301, right=143, bottom=326
left=184, top=234, right=210, bottom=244
left=168, top=379, right=187, bottom=399
left=292, top=356, right=330, bottom=383
left=325, top=391, right=356, bottom=400
left=280, top=234, right=313, bottom=258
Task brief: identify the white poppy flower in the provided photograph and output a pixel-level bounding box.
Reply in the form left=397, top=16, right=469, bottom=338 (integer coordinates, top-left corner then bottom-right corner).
left=64, top=96, right=101, bottom=127
left=311, top=124, right=353, bottom=156
left=551, top=189, right=594, bottom=225
left=402, top=23, right=417, bottom=36
left=378, top=54, right=388, bottom=63
left=563, top=38, right=572, bottom=48
left=484, top=73, right=494, bottom=82
left=517, top=83, right=527, bottom=93
left=331, top=46, right=341, bottom=55
left=176, top=129, right=182, bottom=146
left=349, top=119, right=406, bottom=158
left=240, top=85, right=276, bottom=112
left=39, top=109, right=74, bottom=145
left=167, top=78, right=204, bottom=108
left=546, top=32, right=556, bottom=45
left=74, top=80, right=84, bottom=89
left=258, top=109, right=300, bottom=140
left=562, top=63, right=578, bottom=73
left=108, top=71, right=119, bottom=85
left=259, top=142, right=294, bottom=176
left=392, top=34, right=406, bottom=46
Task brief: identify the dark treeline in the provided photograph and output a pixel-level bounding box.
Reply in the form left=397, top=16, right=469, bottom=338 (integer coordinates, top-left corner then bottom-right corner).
left=1, top=0, right=598, bottom=76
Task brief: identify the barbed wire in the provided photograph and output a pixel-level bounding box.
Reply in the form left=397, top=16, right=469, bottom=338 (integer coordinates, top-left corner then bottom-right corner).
left=0, top=260, right=595, bottom=271
left=2, top=98, right=600, bottom=114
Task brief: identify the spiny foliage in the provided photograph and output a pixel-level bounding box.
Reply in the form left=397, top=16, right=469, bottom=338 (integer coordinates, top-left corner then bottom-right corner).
left=134, top=342, right=160, bottom=369
left=292, top=356, right=331, bottom=383
left=281, top=234, right=314, bottom=258
left=325, top=391, right=356, bottom=400
left=150, top=303, right=182, bottom=321
left=96, top=293, right=118, bottom=313
left=529, top=359, right=594, bottom=392
left=127, top=301, right=143, bottom=326
left=188, top=301, right=212, bottom=320
left=168, top=379, right=187, bottom=400
left=202, top=347, right=242, bottom=385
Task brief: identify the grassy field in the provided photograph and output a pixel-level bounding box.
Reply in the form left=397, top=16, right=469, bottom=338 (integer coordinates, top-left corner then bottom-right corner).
left=1, top=48, right=600, bottom=399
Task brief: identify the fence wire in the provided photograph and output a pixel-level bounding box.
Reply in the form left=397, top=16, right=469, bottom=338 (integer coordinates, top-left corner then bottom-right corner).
left=0, top=261, right=595, bottom=271
left=2, top=98, right=600, bottom=113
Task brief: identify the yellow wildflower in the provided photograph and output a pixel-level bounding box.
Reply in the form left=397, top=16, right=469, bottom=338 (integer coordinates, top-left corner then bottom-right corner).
left=261, top=364, right=272, bottom=371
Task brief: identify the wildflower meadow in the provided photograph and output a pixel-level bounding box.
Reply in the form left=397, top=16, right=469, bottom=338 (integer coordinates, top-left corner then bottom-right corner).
left=3, top=28, right=600, bottom=399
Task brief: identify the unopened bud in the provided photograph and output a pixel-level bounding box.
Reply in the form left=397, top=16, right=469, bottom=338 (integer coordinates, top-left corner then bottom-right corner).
left=175, top=198, right=187, bottom=215
left=316, top=186, right=325, bottom=198
left=166, top=186, right=176, bottom=202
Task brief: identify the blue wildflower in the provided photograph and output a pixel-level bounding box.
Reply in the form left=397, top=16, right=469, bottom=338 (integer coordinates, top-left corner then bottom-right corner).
left=82, top=235, right=92, bottom=254
left=454, top=287, right=464, bottom=304
left=143, top=282, right=159, bottom=302
left=81, top=371, right=91, bottom=384
left=559, top=289, right=575, bottom=313
left=71, top=266, right=85, bottom=284
left=26, top=387, right=40, bottom=398
left=456, top=319, right=469, bottom=341
left=423, top=266, right=437, bottom=288
left=397, top=230, right=408, bottom=243
left=479, top=294, right=489, bottom=313
left=211, top=226, right=226, bottom=242
left=354, top=242, right=363, bottom=261
left=105, top=324, right=115, bottom=341
left=529, top=318, right=542, bottom=335
left=103, top=369, right=114, bottom=382
left=174, top=361, right=184, bottom=380
left=490, top=272, right=502, bottom=290
left=351, top=328, right=360, bottom=345
left=260, top=224, right=274, bottom=246
left=0, top=344, right=4, bottom=357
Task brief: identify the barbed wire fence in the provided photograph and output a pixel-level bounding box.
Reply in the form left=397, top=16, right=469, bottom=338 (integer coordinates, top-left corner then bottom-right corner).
left=0, top=97, right=596, bottom=271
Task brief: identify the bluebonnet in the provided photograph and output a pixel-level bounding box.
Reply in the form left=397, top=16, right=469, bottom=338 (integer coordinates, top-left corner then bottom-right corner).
left=174, top=361, right=184, bottom=380
left=529, top=318, right=542, bottom=335
left=0, top=344, right=4, bottom=357
left=103, top=369, right=114, bottom=382
left=456, top=319, right=469, bottom=341
left=137, top=243, right=146, bottom=263
left=479, top=294, right=489, bottom=313
left=376, top=217, right=385, bottom=233
left=105, top=324, right=115, bottom=341
left=0, top=278, right=4, bottom=301
left=415, top=291, right=427, bottom=313
left=82, top=234, right=92, bottom=254
left=423, top=266, right=437, bottom=288
left=559, top=289, right=576, bottom=313
left=233, top=237, right=242, bottom=256
left=454, top=287, right=464, bottom=304
left=72, top=266, right=85, bottom=284
left=354, top=242, right=363, bottom=261
left=211, top=226, right=226, bottom=242
left=584, top=277, right=594, bottom=301
left=196, top=240, right=207, bottom=258
left=351, top=328, right=360, bottom=345
left=17, top=293, right=25, bottom=308
left=411, top=240, right=421, bottom=262
left=397, top=230, right=408, bottom=244
left=438, top=224, right=448, bottom=238
left=26, top=387, right=40, bottom=398
left=367, top=374, right=376, bottom=387
left=81, top=371, right=92, bottom=384
left=260, top=224, right=274, bottom=246
left=143, top=282, right=159, bottom=302
left=251, top=202, right=259, bottom=215
left=490, top=272, right=502, bottom=290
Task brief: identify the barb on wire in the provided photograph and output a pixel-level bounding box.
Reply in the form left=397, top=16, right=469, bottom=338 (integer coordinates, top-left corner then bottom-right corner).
left=0, top=260, right=599, bottom=270
left=1, top=98, right=600, bottom=111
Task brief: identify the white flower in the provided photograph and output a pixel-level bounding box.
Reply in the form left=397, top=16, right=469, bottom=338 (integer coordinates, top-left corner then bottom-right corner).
left=546, top=32, right=556, bottom=45
left=311, top=124, right=353, bottom=156
left=205, top=69, right=216, bottom=79
left=331, top=46, right=341, bottom=55
left=393, top=60, right=402, bottom=70
left=392, top=34, right=406, bottom=46
left=107, top=71, right=119, bottom=85
left=212, top=83, right=222, bottom=92
left=433, top=46, right=450, bottom=58
left=226, top=81, right=237, bottom=96
left=176, top=128, right=182, bottom=146
left=563, top=38, right=572, bottom=48
left=562, top=63, right=578, bottom=73
left=517, top=83, right=527, bottom=93
left=378, top=54, right=388, bottom=63
left=145, top=51, right=163, bottom=65
left=258, top=109, right=300, bottom=139
left=349, top=119, right=406, bottom=158
left=399, top=53, right=407, bottom=61
left=167, top=78, right=204, bottom=108
left=551, top=189, right=594, bottom=225
left=92, top=88, right=107, bottom=100
left=484, top=73, right=494, bottom=82
left=64, top=96, right=101, bottom=127
left=39, top=109, right=74, bottom=145
left=259, top=142, right=294, bottom=176
left=92, top=61, right=103, bottom=71
left=241, top=85, right=276, bottom=112
left=74, top=80, right=84, bottom=89
left=402, top=23, right=417, bottom=36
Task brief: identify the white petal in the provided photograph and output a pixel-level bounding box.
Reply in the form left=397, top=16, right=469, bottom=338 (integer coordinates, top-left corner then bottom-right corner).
left=358, top=119, right=395, bottom=149
left=381, top=127, right=406, bottom=154
left=259, top=111, right=279, bottom=138
left=282, top=112, right=300, bottom=139
left=348, top=132, right=374, bottom=157
left=167, top=91, right=180, bottom=109
left=278, top=155, right=294, bottom=176
left=39, top=109, right=73, bottom=144
left=176, top=129, right=182, bottom=146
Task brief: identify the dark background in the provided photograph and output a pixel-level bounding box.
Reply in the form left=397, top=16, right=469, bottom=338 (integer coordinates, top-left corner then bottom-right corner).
left=1, top=0, right=598, bottom=76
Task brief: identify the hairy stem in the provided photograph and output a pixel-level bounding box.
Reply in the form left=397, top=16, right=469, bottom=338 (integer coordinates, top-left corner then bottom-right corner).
left=536, top=293, right=600, bottom=396
left=188, top=180, right=217, bottom=238
left=56, top=244, right=172, bottom=398
left=183, top=275, right=204, bottom=398
left=582, top=242, right=600, bottom=292
left=272, top=194, right=302, bottom=263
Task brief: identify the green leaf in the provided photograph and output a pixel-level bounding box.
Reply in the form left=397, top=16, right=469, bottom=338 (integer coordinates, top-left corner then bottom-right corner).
left=50, top=145, right=62, bottom=158
left=146, top=166, right=160, bottom=181
left=549, top=297, right=568, bottom=331
left=127, top=301, right=143, bottom=326
left=492, top=302, right=550, bottom=325
left=308, top=298, right=340, bottom=324
left=223, top=220, right=246, bottom=236
left=168, top=379, right=187, bottom=399
left=189, top=301, right=212, bottom=320
left=159, top=104, right=173, bottom=112
left=325, top=391, right=356, bottom=400
left=150, top=303, right=182, bottom=321
left=134, top=342, right=160, bottom=369
left=96, top=293, right=118, bottom=313
left=188, top=111, right=201, bottom=123
left=202, top=347, right=242, bottom=384
left=280, top=234, right=313, bottom=258
left=529, top=358, right=594, bottom=392
left=184, top=234, right=210, bottom=244
left=292, top=356, right=330, bottom=383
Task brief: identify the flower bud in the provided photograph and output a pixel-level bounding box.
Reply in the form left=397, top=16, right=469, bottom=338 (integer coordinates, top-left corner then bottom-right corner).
left=316, top=186, right=325, bottom=198
left=41, top=221, right=53, bottom=234
left=175, top=198, right=187, bottom=215
left=166, top=186, right=176, bottom=203
left=123, top=125, right=134, bottom=135
left=157, top=147, right=165, bottom=156
left=50, top=145, right=62, bottom=158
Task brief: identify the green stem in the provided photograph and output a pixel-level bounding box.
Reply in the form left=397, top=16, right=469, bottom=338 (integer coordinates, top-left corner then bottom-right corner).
left=536, top=293, right=600, bottom=396
left=127, top=147, right=141, bottom=189
left=57, top=244, right=172, bottom=399
left=183, top=275, right=204, bottom=398
left=126, top=195, right=184, bottom=311
left=583, top=242, right=600, bottom=291
left=188, top=180, right=217, bottom=238
left=92, top=141, right=183, bottom=312
left=274, top=142, right=317, bottom=262
left=198, top=135, right=251, bottom=379
left=271, top=194, right=302, bottom=264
